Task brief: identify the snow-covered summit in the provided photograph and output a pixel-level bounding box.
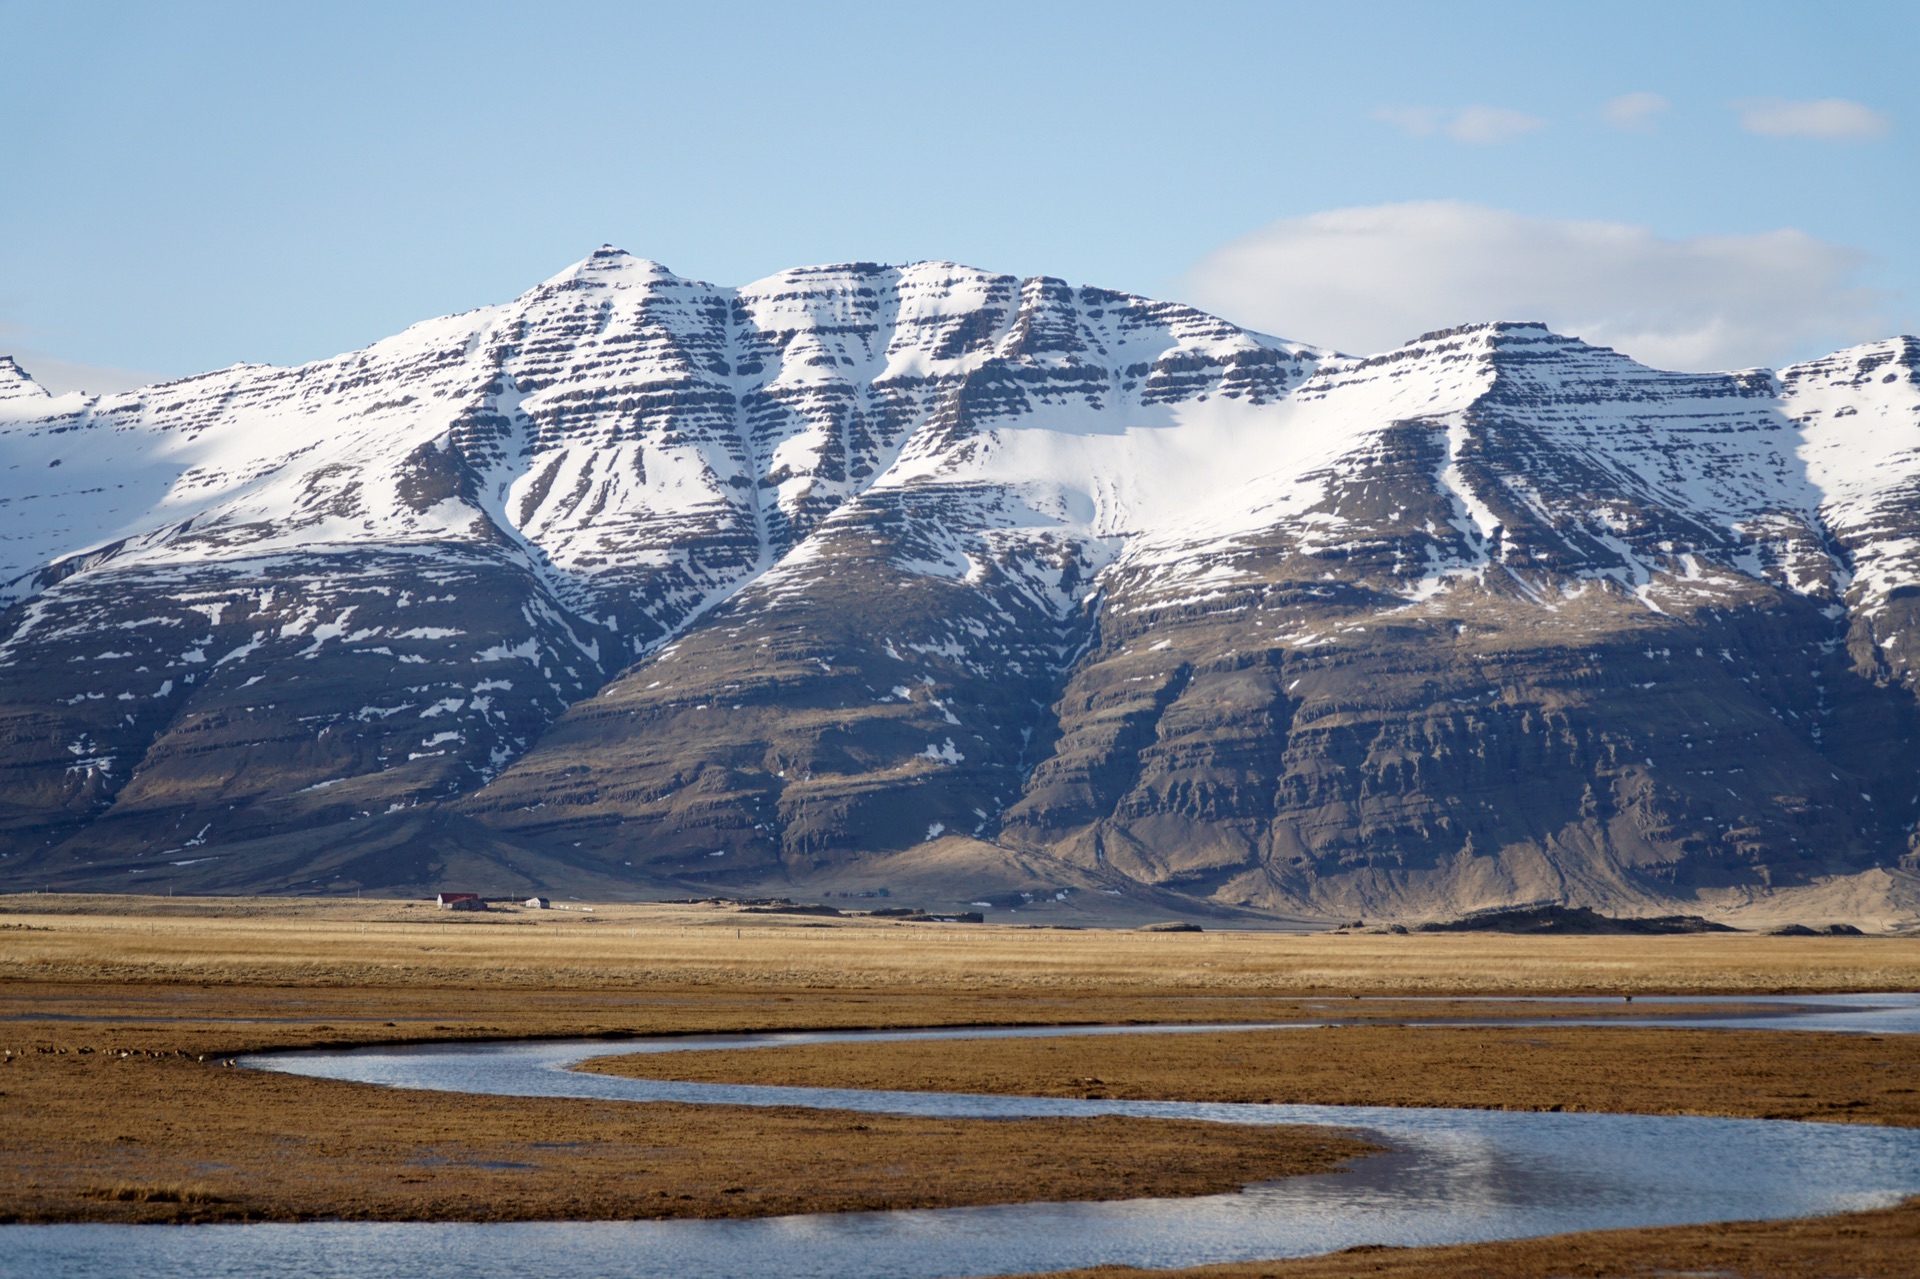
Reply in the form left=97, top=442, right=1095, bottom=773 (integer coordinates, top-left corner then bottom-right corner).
left=542, top=244, right=680, bottom=284
left=4, top=251, right=1912, bottom=650
left=0, top=356, right=49, bottom=403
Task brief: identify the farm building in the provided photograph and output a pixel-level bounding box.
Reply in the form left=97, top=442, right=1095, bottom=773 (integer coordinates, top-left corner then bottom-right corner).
left=524, top=896, right=550, bottom=909
left=435, top=892, right=486, bottom=911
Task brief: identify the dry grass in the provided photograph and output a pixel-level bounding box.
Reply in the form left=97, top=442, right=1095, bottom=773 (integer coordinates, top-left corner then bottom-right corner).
left=593, top=1022, right=1920, bottom=1126
left=80, top=1182, right=222, bottom=1205
left=0, top=1042, right=1369, bottom=1224
left=2, top=891, right=1917, bottom=1276
left=3, top=893, right=1916, bottom=995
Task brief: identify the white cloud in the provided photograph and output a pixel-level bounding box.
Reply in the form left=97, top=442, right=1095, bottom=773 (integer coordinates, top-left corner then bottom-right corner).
left=1179, top=201, right=1894, bottom=372
left=1373, top=105, right=1546, bottom=145
left=1738, top=98, right=1890, bottom=140
left=1603, top=92, right=1669, bottom=133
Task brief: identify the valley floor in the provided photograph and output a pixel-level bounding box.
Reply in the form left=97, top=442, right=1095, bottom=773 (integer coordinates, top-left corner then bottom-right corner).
left=1, top=894, right=1917, bottom=1275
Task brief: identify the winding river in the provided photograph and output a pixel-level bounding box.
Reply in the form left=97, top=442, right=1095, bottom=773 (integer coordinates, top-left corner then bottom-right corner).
left=5, top=994, right=1920, bottom=1278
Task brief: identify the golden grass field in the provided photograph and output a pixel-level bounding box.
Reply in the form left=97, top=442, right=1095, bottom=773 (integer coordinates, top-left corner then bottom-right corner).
left=592, top=1021, right=1920, bottom=1126
left=4, top=892, right=1917, bottom=995
left=3, top=892, right=1918, bottom=1276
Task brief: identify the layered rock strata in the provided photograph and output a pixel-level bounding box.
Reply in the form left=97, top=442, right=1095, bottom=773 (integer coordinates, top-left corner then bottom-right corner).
left=2, top=252, right=1916, bottom=919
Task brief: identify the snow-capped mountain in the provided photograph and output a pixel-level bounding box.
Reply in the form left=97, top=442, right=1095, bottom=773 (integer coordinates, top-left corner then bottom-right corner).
left=3, top=249, right=1917, bottom=923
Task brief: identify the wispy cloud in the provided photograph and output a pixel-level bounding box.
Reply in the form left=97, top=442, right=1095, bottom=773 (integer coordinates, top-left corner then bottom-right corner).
left=1, top=352, right=161, bottom=397
left=1373, top=105, right=1440, bottom=137
left=1373, top=105, right=1546, bottom=145
left=1603, top=92, right=1669, bottom=133
left=1737, top=97, right=1890, bottom=140
left=1179, top=201, right=1893, bottom=372
left=0, top=321, right=162, bottom=396
left=1446, top=106, right=1547, bottom=145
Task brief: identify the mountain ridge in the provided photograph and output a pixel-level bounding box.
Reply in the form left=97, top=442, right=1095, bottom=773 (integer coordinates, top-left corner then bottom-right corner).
left=3, top=250, right=1917, bottom=926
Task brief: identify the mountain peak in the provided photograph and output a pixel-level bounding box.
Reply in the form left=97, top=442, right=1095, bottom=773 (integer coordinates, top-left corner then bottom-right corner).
left=1407, top=320, right=1555, bottom=346
left=0, top=355, right=51, bottom=403
left=539, top=245, right=680, bottom=290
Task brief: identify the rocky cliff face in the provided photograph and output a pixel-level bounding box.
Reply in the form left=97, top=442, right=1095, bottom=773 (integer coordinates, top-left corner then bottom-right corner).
left=3, top=251, right=1916, bottom=920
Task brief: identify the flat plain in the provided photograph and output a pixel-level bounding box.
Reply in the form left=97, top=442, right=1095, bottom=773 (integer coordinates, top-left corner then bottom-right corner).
left=7, top=893, right=1917, bottom=995
left=2, top=893, right=1917, bottom=1276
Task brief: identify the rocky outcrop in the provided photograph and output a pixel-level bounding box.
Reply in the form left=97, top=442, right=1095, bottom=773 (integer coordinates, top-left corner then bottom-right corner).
left=2, top=254, right=1917, bottom=922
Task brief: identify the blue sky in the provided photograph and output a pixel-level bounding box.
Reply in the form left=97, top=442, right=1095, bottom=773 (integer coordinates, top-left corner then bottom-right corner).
left=2, top=0, right=1914, bottom=388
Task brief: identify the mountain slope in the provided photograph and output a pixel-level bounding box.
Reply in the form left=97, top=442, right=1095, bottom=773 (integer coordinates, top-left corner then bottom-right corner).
left=2, top=253, right=1917, bottom=922
left=1004, top=327, right=1920, bottom=917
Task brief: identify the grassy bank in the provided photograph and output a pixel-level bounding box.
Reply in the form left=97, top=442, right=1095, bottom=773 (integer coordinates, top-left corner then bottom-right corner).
left=590, top=1021, right=1920, bottom=1126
